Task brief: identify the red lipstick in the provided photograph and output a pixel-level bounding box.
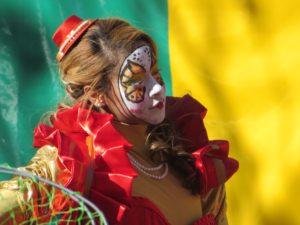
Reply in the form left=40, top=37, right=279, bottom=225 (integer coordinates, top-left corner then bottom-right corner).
left=156, top=102, right=164, bottom=109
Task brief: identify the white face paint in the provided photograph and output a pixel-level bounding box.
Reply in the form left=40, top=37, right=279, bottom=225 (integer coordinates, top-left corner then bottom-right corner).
left=118, top=45, right=166, bottom=124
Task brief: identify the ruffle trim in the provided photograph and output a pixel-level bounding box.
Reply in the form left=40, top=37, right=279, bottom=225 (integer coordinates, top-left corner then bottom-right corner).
left=193, top=140, right=239, bottom=195
left=166, top=95, right=209, bottom=152
left=33, top=104, right=137, bottom=224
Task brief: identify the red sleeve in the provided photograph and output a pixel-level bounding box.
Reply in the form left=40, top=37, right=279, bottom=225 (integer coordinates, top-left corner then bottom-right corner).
left=166, top=95, right=239, bottom=195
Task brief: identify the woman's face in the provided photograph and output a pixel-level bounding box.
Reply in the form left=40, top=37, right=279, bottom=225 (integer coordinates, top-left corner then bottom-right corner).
left=105, top=45, right=166, bottom=125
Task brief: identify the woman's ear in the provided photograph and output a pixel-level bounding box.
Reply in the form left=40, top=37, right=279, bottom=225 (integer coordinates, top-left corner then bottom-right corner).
left=94, top=94, right=106, bottom=108
left=84, top=86, right=106, bottom=108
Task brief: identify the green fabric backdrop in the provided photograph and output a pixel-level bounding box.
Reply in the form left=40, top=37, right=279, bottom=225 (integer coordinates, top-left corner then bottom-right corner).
left=0, top=0, right=171, bottom=169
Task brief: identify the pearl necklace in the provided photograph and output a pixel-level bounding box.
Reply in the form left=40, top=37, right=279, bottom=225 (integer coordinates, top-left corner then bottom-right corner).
left=127, top=153, right=169, bottom=180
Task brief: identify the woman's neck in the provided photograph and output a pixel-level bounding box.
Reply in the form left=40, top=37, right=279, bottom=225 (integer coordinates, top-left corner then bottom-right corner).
left=112, top=120, right=148, bottom=150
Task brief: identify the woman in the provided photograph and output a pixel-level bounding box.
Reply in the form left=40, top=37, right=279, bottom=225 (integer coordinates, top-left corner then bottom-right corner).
left=0, top=15, right=238, bottom=225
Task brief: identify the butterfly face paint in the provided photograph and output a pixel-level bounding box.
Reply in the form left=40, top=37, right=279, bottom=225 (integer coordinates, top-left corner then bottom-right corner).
left=118, top=45, right=166, bottom=124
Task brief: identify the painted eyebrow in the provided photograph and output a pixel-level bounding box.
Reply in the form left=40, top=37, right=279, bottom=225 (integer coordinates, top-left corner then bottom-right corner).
left=150, top=62, right=159, bottom=72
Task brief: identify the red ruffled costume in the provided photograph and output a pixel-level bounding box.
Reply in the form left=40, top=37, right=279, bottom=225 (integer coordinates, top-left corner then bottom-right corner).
left=33, top=95, right=239, bottom=225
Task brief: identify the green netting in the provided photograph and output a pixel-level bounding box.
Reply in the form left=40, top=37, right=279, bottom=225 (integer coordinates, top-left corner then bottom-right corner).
left=0, top=165, right=107, bottom=224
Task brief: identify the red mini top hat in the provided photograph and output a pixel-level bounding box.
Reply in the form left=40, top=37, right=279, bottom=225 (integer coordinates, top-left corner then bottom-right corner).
left=52, top=15, right=96, bottom=61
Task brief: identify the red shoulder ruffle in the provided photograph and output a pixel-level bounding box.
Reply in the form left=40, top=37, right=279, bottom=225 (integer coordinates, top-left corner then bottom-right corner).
left=33, top=104, right=137, bottom=224
left=166, top=95, right=239, bottom=195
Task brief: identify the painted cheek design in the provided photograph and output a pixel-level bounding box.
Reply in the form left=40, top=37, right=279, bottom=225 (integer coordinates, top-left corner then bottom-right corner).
left=120, top=60, right=146, bottom=103
left=129, top=108, right=144, bottom=114
left=128, top=101, right=146, bottom=114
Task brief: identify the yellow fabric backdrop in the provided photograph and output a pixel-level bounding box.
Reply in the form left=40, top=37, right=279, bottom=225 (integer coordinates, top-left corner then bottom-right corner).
left=169, top=1, right=300, bottom=225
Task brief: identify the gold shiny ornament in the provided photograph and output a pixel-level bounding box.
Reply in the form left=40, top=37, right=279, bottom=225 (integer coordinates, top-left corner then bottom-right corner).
left=0, top=145, right=59, bottom=222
